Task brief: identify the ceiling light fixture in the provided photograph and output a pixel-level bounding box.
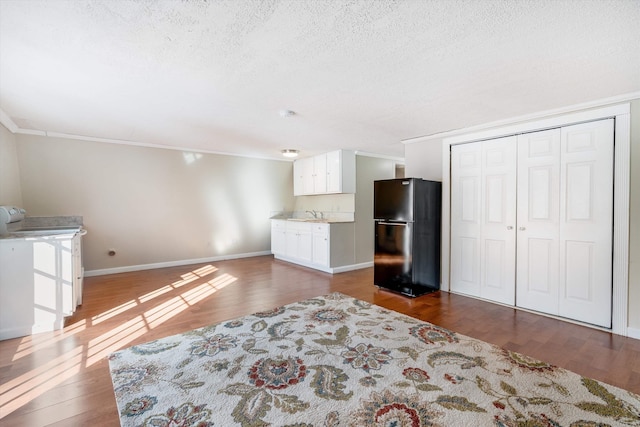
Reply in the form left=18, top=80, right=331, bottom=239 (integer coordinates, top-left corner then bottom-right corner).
left=279, top=109, right=296, bottom=118
left=281, top=149, right=299, bottom=158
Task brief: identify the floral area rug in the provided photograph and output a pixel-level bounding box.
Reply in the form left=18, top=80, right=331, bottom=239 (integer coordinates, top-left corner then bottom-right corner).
left=108, top=292, right=640, bottom=426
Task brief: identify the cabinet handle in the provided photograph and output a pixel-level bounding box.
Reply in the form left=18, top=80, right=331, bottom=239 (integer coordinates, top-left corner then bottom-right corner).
left=519, top=227, right=526, bottom=231
left=507, top=226, right=513, bottom=230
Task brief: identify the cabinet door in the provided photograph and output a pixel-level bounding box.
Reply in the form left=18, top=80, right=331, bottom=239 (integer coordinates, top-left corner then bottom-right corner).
left=313, top=154, right=327, bottom=193
left=271, top=221, right=287, bottom=255
left=558, top=119, right=613, bottom=328
left=328, top=150, right=356, bottom=193
left=312, top=225, right=329, bottom=266
left=0, top=240, right=35, bottom=339
left=298, top=228, right=313, bottom=262
left=58, top=237, right=75, bottom=316
left=293, top=160, right=304, bottom=196
left=73, top=233, right=83, bottom=306
left=285, top=228, right=299, bottom=258
left=300, top=157, right=315, bottom=195
left=516, top=129, right=561, bottom=315
left=326, top=150, right=341, bottom=193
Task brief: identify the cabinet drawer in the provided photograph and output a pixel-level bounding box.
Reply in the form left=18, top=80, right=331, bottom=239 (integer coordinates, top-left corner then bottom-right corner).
left=311, top=223, right=329, bottom=236
left=271, top=219, right=287, bottom=230
left=285, top=221, right=312, bottom=232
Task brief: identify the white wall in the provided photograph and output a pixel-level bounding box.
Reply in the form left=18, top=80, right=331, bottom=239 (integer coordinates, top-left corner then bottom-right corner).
left=404, top=139, right=443, bottom=181
left=0, top=123, right=23, bottom=206
left=15, top=134, right=295, bottom=272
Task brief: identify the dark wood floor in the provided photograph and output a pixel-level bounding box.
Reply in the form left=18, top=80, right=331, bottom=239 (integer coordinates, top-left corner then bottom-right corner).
left=1, top=255, right=639, bottom=426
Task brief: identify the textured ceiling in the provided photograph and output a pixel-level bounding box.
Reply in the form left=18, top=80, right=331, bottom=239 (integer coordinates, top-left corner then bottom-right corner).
left=1, top=0, right=639, bottom=160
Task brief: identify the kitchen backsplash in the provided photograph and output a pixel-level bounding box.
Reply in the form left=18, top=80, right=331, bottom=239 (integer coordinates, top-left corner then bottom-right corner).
left=293, top=193, right=355, bottom=214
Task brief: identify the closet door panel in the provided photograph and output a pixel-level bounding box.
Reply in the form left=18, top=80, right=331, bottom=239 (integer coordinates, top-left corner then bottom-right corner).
left=526, top=238, right=554, bottom=293
left=516, top=129, right=560, bottom=314
left=480, top=137, right=516, bottom=305
left=450, top=143, right=482, bottom=297
left=559, top=119, right=613, bottom=328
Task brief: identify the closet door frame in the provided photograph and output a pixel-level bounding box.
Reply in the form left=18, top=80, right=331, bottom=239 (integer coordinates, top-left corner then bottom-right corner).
left=441, top=103, right=630, bottom=336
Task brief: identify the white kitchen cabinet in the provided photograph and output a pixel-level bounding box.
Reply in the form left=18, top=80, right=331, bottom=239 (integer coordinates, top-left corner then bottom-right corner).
left=297, top=155, right=327, bottom=195
left=284, top=221, right=313, bottom=262
left=0, top=232, right=82, bottom=340
left=293, top=159, right=304, bottom=196
left=312, top=155, right=327, bottom=194
left=326, top=149, right=355, bottom=193
left=293, top=150, right=355, bottom=195
left=311, top=223, right=329, bottom=267
left=299, top=157, right=314, bottom=195
left=271, top=220, right=355, bottom=273
left=72, top=233, right=84, bottom=306
left=271, top=220, right=287, bottom=255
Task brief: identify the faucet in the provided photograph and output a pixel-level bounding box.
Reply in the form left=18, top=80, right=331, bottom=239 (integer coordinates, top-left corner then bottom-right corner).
left=306, top=210, right=322, bottom=219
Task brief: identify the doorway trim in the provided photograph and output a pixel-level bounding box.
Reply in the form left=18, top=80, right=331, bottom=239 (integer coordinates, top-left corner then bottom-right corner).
left=441, top=103, right=630, bottom=336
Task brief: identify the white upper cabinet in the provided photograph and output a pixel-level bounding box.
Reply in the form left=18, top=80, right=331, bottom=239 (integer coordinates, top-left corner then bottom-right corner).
left=293, top=150, right=355, bottom=195
left=326, top=149, right=356, bottom=193
left=313, top=155, right=327, bottom=193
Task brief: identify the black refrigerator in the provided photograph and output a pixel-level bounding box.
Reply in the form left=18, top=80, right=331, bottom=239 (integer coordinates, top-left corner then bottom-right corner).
left=374, top=178, right=442, bottom=297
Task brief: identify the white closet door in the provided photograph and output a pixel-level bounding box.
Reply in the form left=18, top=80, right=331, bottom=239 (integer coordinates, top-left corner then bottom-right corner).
left=450, top=143, right=482, bottom=297
left=480, top=137, right=517, bottom=304
left=516, top=129, right=561, bottom=314
left=558, top=119, right=613, bottom=328
left=451, top=138, right=516, bottom=303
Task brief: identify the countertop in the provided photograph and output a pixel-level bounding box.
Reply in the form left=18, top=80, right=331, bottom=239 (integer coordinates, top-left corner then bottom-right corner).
left=270, top=217, right=354, bottom=224
left=270, top=211, right=355, bottom=223
left=0, top=216, right=83, bottom=240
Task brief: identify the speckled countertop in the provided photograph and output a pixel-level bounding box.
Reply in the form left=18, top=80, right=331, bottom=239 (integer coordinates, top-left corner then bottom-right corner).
left=0, top=216, right=83, bottom=240
left=270, top=211, right=354, bottom=223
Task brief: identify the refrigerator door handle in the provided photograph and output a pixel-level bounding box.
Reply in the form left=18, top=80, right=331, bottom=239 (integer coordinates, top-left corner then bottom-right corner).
left=376, top=222, right=406, bottom=226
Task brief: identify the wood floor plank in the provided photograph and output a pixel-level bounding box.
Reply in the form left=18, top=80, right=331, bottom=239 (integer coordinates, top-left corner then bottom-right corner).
left=1, top=255, right=639, bottom=426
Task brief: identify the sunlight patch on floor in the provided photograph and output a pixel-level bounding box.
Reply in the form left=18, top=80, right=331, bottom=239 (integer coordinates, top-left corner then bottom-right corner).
left=0, top=264, right=233, bottom=417
left=12, top=319, right=87, bottom=361
left=91, top=300, right=139, bottom=324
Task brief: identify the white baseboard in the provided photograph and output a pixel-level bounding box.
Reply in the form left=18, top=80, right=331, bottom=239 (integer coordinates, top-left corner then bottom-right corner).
left=0, top=326, right=31, bottom=341
left=331, top=262, right=373, bottom=273
left=84, top=251, right=272, bottom=277
left=272, top=254, right=372, bottom=274
left=627, top=327, right=640, bottom=340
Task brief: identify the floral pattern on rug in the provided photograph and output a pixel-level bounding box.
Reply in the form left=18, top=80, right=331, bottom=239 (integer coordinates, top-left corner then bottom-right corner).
left=108, top=292, right=640, bottom=426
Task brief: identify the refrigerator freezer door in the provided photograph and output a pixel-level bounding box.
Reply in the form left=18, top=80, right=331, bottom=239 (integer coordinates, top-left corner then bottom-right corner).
left=374, top=222, right=415, bottom=294
left=374, top=179, right=414, bottom=221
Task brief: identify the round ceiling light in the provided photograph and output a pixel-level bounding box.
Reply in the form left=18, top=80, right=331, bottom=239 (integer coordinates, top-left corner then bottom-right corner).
left=281, top=149, right=299, bottom=158
left=279, top=109, right=296, bottom=118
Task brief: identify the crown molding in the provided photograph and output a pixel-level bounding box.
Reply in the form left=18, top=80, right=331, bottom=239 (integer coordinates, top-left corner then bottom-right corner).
left=0, top=109, right=18, bottom=133
left=354, top=150, right=404, bottom=163
left=401, top=91, right=640, bottom=145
